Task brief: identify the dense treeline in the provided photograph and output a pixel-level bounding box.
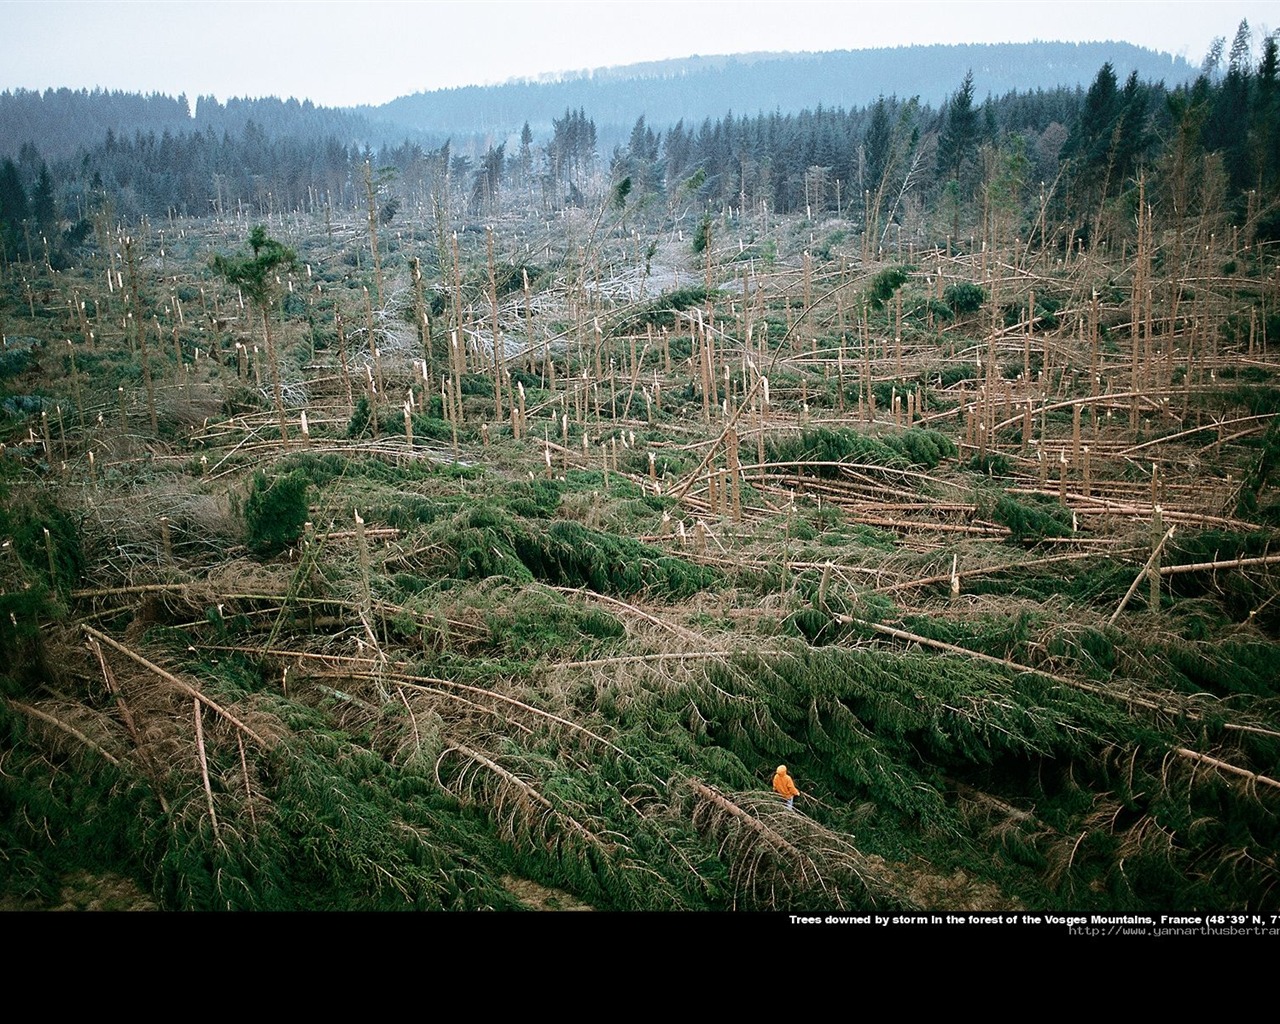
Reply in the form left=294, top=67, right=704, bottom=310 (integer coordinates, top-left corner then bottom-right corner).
left=0, top=89, right=393, bottom=162
left=638, top=25, right=1280, bottom=248
left=371, top=41, right=1195, bottom=143
left=0, top=88, right=193, bottom=162
left=1, top=23, right=1277, bottom=262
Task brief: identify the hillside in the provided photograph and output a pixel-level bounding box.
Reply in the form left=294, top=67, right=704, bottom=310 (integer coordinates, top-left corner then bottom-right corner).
left=1, top=27, right=1278, bottom=916
left=1, top=41, right=1196, bottom=164
left=368, top=41, right=1198, bottom=143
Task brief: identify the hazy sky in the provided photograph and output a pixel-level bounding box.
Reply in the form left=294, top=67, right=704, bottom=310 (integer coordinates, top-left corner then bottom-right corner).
left=3, top=0, right=1278, bottom=107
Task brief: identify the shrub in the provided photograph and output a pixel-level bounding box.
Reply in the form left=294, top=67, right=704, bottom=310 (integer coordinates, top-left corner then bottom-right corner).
left=867, top=266, right=911, bottom=308
left=766, top=427, right=955, bottom=478
left=618, top=286, right=711, bottom=331
left=245, top=470, right=310, bottom=557
left=990, top=493, right=1072, bottom=543
left=944, top=282, right=986, bottom=314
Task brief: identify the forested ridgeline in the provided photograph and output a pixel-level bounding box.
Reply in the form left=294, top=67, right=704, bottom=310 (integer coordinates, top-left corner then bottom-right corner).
left=370, top=40, right=1196, bottom=140
left=0, top=90, right=390, bottom=163
left=1, top=24, right=1276, bottom=258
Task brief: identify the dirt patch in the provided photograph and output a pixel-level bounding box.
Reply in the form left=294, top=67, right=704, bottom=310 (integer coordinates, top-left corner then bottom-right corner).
left=893, top=858, right=1024, bottom=911
left=501, top=875, right=593, bottom=911
left=0, top=872, right=158, bottom=911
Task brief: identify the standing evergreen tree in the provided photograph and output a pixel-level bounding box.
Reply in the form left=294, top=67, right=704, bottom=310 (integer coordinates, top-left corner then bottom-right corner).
left=0, top=159, right=28, bottom=261
left=518, top=121, right=534, bottom=197
left=30, top=163, right=56, bottom=235
left=936, top=71, right=980, bottom=236
left=860, top=99, right=922, bottom=251
left=1207, top=19, right=1254, bottom=194
left=1058, top=62, right=1152, bottom=242
left=211, top=226, right=298, bottom=439
left=1160, top=80, right=1211, bottom=274
left=619, top=115, right=662, bottom=196
left=861, top=98, right=891, bottom=197
left=549, top=107, right=597, bottom=202
left=469, top=143, right=505, bottom=217
left=1062, top=61, right=1119, bottom=193
left=937, top=71, right=979, bottom=183
left=663, top=120, right=692, bottom=182
left=1256, top=34, right=1280, bottom=191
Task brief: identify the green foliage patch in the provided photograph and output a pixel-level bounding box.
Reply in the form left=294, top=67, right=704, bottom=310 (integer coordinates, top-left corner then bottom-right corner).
left=433, top=507, right=719, bottom=598
left=989, top=493, right=1073, bottom=542
left=766, top=426, right=955, bottom=478
left=617, top=285, right=712, bottom=331
left=867, top=265, right=912, bottom=308
left=483, top=587, right=625, bottom=659
left=244, top=470, right=310, bottom=557
left=944, top=282, right=986, bottom=314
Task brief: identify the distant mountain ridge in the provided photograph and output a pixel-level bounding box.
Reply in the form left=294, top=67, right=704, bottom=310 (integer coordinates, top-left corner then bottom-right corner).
left=1, top=41, right=1200, bottom=162
left=366, top=41, right=1199, bottom=143
left=0, top=90, right=386, bottom=162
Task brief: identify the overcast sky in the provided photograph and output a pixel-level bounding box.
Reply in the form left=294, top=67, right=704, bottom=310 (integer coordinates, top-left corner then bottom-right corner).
left=3, top=0, right=1278, bottom=108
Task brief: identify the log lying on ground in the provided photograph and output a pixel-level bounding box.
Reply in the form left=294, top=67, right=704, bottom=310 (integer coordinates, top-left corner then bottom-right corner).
left=82, top=624, right=268, bottom=746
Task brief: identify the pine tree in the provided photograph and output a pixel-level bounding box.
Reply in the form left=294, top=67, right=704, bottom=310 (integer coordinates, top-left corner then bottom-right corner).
left=936, top=71, right=980, bottom=237
left=1209, top=20, right=1254, bottom=193
left=211, top=226, right=298, bottom=439
left=937, top=71, right=979, bottom=184
left=0, top=158, right=27, bottom=257
left=30, top=163, right=56, bottom=234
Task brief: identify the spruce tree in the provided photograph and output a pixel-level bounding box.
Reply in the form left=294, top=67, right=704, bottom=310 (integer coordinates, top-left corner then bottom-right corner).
left=30, top=163, right=56, bottom=235
left=936, top=71, right=979, bottom=184
left=0, top=158, right=28, bottom=257
left=936, top=71, right=980, bottom=237
left=211, top=226, right=298, bottom=439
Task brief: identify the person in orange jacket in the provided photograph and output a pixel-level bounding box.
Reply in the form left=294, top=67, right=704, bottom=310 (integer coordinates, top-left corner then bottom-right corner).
left=773, top=765, right=800, bottom=810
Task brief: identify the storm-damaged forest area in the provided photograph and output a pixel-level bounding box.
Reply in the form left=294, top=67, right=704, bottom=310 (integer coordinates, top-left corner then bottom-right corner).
left=2, top=25, right=1280, bottom=912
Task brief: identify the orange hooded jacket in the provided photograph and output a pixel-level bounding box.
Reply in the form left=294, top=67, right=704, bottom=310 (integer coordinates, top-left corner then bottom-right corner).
left=773, top=766, right=799, bottom=799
